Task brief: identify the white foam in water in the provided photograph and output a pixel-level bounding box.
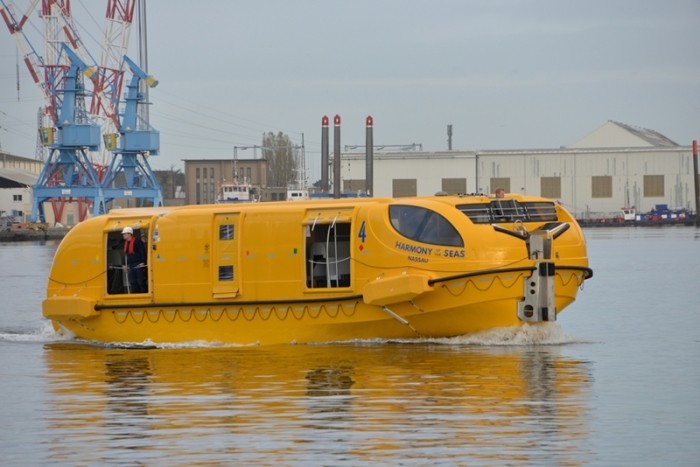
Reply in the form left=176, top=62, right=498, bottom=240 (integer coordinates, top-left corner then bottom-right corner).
left=0, top=321, right=66, bottom=343
left=101, top=339, right=243, bottom=349
left=341, top=322, right=588, bottom=347
left=69, top=338, right=258, bottom=350
left=434, top=322, right=585, bottom=346
left=1, top=321, right=587, bottom=348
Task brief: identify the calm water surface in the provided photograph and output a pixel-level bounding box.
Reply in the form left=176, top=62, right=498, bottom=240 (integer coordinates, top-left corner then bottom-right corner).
left=1, top=228, right=699, bottom=466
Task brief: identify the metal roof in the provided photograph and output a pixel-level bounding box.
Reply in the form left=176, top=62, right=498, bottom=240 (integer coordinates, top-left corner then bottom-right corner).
left=610, top=121, right=679, bottom=147
left=0, top=168, right=38, bottom=187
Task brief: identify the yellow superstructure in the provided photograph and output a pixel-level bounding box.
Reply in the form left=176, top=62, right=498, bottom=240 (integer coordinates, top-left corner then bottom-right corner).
left=43, top=193, right=592, bottom=345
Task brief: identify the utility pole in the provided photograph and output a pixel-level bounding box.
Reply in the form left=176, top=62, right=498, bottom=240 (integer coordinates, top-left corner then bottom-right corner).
left=693, top=140, right=699, bottom=226
left=366, top=115, right=373, bottom=197
left=333, top=115, right=341, bottom=198
left=137, top=0, right=150, bottom=124
left=15, top=47, right=19, bottom=101
left=298, top=133, right=306, bottom=189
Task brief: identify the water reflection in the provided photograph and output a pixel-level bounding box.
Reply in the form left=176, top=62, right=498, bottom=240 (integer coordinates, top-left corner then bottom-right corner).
left=104, top=356, right=153, bottom=446
left=43, top=343, right=593, bottom=464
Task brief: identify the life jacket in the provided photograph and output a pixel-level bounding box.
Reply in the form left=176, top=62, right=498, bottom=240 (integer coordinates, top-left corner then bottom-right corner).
left=124, top=237, right=136, bottom=255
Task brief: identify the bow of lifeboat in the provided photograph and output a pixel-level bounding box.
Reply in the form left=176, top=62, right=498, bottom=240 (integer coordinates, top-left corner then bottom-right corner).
left=354, top=194, right=592, bottom=336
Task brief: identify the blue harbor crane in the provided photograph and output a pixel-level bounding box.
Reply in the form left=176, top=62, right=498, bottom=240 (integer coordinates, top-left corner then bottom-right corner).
left=100, top=55, right=162, bottom=209
left=31, top=44, right=105, bottom=222
left=2, top=0, right=161, bottom=222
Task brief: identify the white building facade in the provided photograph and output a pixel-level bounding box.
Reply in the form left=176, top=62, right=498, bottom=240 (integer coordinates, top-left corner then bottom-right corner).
left=0, top=153, right=63, bottom=224
left=0, top=168, right=36, bottom=222
left=338, top=122, right=697, bottom=219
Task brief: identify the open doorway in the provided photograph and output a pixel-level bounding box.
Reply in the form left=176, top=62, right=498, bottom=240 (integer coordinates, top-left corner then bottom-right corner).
left=305, top=221, right=351, bottom=288
left=106, top=228, right=149, bottom=294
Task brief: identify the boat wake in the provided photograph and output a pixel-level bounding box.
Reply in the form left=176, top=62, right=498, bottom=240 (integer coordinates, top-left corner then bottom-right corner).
left=431, top=322, right=589, bottom=346
left=345, top=322, right=589, bottom=347
left=0, top=321, right=65, bottom=344
left=1, top=321, right=588, bottom=348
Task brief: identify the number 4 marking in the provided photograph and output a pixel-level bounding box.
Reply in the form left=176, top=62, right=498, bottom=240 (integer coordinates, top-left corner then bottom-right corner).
left=358, top=221, right=367, bottom=243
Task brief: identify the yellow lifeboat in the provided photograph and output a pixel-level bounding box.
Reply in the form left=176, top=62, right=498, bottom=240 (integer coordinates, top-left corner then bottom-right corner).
left=42, top=193, right=592, bottom=345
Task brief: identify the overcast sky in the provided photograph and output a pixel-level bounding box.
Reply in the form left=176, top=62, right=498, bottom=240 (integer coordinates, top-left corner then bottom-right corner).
left=1, top=0, right=699, bottom=182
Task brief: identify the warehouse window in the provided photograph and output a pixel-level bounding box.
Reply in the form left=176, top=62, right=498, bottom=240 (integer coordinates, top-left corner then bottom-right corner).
left=344, top=179, right=366, bottom=193
left=442, top=178, right=466, bottom=194
left=592, top=176, right=613, bottom=198
left=490, top=177, right=510, bottom=194
left=392, top=179, right=417, bottom=197
left=644, top=175, right=664, bottom=197
left=541, top=177, right=561, bottom=199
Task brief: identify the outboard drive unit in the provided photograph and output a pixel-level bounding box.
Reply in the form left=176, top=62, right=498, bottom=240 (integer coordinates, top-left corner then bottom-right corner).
left=517, top=223, right=569, bottom=322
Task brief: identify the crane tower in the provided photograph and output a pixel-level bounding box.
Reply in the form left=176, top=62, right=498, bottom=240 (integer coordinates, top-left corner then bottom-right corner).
left=0, top=0, right=162, bottom=224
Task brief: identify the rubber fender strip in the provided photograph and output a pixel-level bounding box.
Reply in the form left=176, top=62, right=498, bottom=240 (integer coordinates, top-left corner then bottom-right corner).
left=429, top=266, right=536, bottom=286
left=95, top=294, right=363, bottom=311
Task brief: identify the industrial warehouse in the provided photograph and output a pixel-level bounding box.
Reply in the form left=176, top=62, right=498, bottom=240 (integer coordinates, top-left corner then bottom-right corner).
left=182, top=120, right=698, bottom=225
left=2, top=119, right=699, bottom=229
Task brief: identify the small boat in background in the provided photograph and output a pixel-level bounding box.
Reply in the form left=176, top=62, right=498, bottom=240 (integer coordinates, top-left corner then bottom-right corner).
left=217, top=178, right=258, bottom=203
left=286, top=188, right=309, bottom=201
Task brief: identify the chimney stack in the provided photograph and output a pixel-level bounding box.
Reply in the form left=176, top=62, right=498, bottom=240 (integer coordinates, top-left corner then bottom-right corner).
left=321, top=115, right=329, bottom=192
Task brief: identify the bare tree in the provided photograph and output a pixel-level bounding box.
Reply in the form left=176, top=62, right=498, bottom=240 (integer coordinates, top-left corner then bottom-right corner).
left=262, top=132, right=295, bottom=187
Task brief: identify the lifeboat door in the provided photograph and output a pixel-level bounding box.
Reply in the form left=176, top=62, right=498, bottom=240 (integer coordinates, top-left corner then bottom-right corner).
left=103, top=217, right=154, bottom=295
left=212, top=213, right=241, bottom=298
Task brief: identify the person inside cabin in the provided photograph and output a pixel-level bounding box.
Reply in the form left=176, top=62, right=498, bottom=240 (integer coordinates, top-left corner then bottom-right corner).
left=493, top=188, right=507, bottom=221
left=121, top=226, right=147, bottom=293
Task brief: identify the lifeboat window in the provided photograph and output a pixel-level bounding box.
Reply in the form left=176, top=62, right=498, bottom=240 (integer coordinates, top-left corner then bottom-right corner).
left=218, top=265, right=234, bottom=281
left=458, top=201, right=558, bottom=224
left=306, top=221, right=351, bottom=288
left=219, top=224, right=234, bottom=240
left=389, top=205, right=463, bottom=247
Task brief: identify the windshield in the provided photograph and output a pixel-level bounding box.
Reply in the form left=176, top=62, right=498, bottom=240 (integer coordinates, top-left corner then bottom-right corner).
left=389, top=205, right=463, bottom=247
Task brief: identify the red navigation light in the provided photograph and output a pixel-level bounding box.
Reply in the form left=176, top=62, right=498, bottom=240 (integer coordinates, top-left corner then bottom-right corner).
left=366, top=115, right=373, bottom=126
left=334, top=114, right=341, bottom=125
left=322, top=115, right=329, bottom=126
